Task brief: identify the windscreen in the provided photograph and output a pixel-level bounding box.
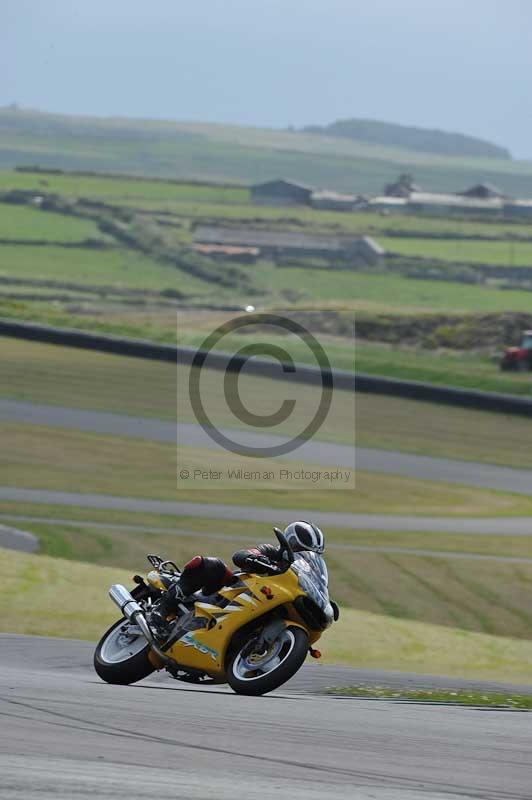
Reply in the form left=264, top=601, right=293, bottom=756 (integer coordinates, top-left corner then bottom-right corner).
left=291, top=551, right=330, bottom=609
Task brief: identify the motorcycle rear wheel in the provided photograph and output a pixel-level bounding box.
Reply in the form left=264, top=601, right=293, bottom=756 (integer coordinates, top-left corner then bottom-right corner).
left=227, top=626, right=308, bottom=696
left=94, top=618, right=155, bottom=685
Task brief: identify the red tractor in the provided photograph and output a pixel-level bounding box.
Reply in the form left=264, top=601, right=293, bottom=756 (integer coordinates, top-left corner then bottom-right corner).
left=500, top=330, right=532, bottom=371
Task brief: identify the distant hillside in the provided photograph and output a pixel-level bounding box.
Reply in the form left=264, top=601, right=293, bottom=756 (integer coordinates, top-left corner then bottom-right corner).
left=302, top=119, right=511, bottom=161
left=1, top=107, right=530, bottom=196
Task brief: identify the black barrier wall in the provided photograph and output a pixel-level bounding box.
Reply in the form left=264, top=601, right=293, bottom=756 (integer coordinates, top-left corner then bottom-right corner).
left=1, top=318, right=531, bottom=417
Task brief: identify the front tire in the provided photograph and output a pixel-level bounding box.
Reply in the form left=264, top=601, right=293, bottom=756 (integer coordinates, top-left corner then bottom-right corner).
left=227, top=626, right=308, bottom=696
left=94, top=618, right=155, bottom=685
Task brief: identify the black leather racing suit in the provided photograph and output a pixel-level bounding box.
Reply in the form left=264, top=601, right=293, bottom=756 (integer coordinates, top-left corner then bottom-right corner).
left=232, top=544, right=282, bottom=573
left=153, top=545, right=282, bottom=624
left=179, top=544, right=281, bottom=596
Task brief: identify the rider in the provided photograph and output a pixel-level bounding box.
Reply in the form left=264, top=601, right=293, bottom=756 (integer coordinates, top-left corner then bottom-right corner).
left=151, top=521, right=325, bottom=627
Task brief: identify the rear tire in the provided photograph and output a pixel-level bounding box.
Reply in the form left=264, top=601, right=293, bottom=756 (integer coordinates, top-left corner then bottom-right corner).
left=227, top=626, right=308, bottom=696
left=94, top=618, right=155, bottom=685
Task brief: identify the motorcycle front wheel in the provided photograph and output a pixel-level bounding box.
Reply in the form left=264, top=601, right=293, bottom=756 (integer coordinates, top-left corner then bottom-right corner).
left=227, top=626, right=308, bottom=696
left=94, top=618, right=155, bottom=685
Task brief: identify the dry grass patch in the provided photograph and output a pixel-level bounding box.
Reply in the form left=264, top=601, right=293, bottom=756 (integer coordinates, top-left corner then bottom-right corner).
left=324, top=606, right=532, bottom=684
left=356, top=392, right=532, bottom=469
left=0, top=546, right=130, bottom=640
left=3, top=423, right=532, bottom=517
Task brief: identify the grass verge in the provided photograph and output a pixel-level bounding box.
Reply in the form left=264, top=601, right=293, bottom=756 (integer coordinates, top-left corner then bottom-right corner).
left=0, top=203, right=101, bottom=241
left=0, top=244, right=212, bottom=293
left=327, top=686, right=532, bottom=707
left=3, top=295, right=532, bottom=399
left=0, top=546, right=130, bottom=640
left=325, top=607, right=532, bottom=682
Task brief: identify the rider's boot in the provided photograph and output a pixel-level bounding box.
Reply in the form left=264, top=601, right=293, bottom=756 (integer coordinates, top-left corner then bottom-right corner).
left=150, top=581, right=187, bottom=636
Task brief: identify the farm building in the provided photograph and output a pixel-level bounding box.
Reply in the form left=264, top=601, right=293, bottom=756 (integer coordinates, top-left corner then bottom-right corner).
left=193, top=225, right=385, bottom=266
left=310, top=190, right=357, bottom=212
left=383, top=174, right=422, bottom=198
left=367, top=191, right=504, bottom=217
left=407, top=192, right=504, bottom=217
left=250, top=179, right=313, bottom=206
left=367, top=196, right=408, bottom=213
left=192, top=243, right=259, bottom=263
left=459, top=182, right=504, bottom=199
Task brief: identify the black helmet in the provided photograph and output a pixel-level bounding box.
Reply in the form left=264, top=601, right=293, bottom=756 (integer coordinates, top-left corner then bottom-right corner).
left=284, top=521, right=324, bottom=554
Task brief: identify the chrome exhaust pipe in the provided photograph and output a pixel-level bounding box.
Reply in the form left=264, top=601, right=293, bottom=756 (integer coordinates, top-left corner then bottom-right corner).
left=108, top=584, right=172, bottom=667
left=109, top=584, right=143, bottom=621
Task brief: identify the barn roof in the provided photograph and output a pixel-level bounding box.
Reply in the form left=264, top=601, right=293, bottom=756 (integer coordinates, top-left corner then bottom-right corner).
left=369, top=196, right=408, bottom=206
left=408, top=192, right=503, bottom=209
left=460, top=182, right=504, bottom=198
left=193, top=243, right=260, bottom=256
left=311, top=190, right=356, bottom=202
left=251, top=178, right=314, bottom=192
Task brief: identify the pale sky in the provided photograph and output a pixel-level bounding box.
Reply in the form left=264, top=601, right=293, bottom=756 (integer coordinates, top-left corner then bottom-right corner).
left=3, top=0, right=531, bottom=157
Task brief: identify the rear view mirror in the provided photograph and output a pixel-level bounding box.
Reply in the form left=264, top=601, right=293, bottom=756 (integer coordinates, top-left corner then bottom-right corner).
left=273, top=527, right=295, bottom=563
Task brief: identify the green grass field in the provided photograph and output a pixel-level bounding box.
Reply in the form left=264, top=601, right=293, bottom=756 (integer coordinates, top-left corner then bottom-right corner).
left=3, top=287, right=532, bottom=399
left=354, top=341, right=532, bottom=395
left=6, top=246, right=532, bottom=315
left=382, top=236, right=532, bottom=267
left=3, top=337, right=532, bottom=467
left=3, top=170, right=530, bottom=240
left=0, top=244, right=213, bottom=293
left=0, top=170, right=249, bottom=205
left=0, top=203, right=102, bottom=241
left=257, top=265, right=532, bottom=313
left=3, top=289, right=532, bottom=398
left=176, top=328, right=532, bottom=398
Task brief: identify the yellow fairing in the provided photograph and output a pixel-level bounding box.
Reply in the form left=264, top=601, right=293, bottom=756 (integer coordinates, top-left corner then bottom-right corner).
left=164, top=569, right=310, bottom=677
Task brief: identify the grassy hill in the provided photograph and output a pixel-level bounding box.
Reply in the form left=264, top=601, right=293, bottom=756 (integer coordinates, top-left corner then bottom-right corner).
left=302, top=118, right=510, bottom=160
left=2, top=107, right=532, bottom=195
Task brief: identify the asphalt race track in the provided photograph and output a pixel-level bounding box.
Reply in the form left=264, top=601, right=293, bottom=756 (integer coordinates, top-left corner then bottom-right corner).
left=3, top=401, right=532, bottom=798
left=2, top=505, right=532, bottom=566
left=2, top=487, right=532, bottom=544
left=3, top=398, right=532, bottom=495
left=1, top=635, right=532, bottom=800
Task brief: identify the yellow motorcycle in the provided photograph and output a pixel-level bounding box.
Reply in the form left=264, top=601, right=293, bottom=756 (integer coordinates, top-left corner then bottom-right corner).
left=94, top=529, right=339, bottom=695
